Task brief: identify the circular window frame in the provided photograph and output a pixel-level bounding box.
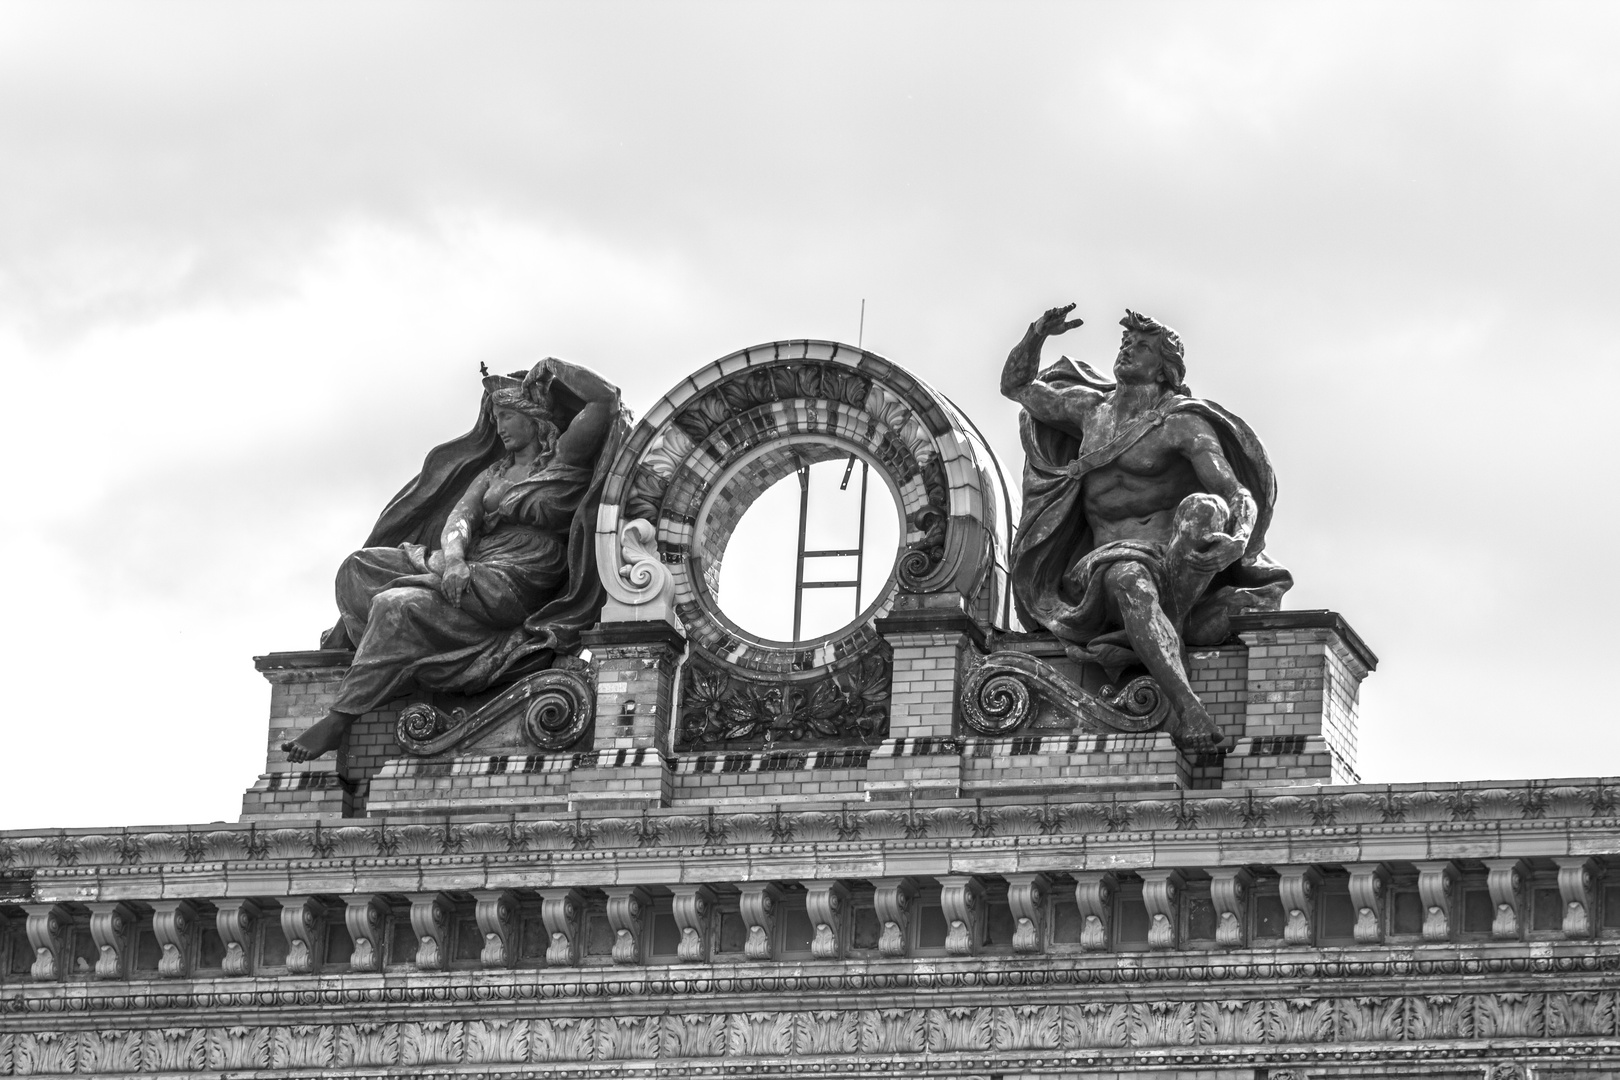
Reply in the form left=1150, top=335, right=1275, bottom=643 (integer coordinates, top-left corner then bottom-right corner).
left=695, top=435, right=906, bottom=654
left=597, top=341, right=1016, bottom=689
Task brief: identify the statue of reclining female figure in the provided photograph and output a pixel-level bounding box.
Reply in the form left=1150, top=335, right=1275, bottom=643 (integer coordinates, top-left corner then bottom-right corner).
left=284, top=357, right=628, bottom=762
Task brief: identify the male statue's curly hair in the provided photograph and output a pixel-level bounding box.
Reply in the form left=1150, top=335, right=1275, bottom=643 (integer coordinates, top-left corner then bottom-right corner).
left=1121, top=309, right=1189, bottom=395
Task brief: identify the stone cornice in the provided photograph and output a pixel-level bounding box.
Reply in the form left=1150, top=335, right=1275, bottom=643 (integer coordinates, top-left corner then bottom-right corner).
left=252, top=650, right=353, bottom=672
left=1229, top=608, right=1378, bottom=671
left=2, top=779, right=1616, bottom=889
left=8, top=818, right=1620, bottom=901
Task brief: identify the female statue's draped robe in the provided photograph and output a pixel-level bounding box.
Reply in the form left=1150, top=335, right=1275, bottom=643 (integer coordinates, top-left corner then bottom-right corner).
left=320, top=379, right=629, bottom=716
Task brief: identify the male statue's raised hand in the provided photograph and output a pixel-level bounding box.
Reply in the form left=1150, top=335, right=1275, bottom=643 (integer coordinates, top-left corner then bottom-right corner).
left=1031, top=302, right=1084, bottom=339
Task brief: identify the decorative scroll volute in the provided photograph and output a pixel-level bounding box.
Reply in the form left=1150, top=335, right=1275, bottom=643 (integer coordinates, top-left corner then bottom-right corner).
left=939, top=875, right=984, bottom=956
left=342, top=895, right=387, bottom=973
left=87, top=901, right=136, bottom=980
left=1006, top=873, right=1049, bottom=954
left=872, top=877, right=917, bottom=958
left=1346, top=863, right=1389, bottom=945
left=1209, top=868, right=1252, bottom=949
left=1074, top=872, right=1115, bottom=952
left=1485, top=859, right=1528, bottom=941
left=216, top=899, right=262, bottom=977
left=806, top=881, right=850, bottom=960
left=473, top=889, right=520, bottom=968
left=408, top=892, right=453, bottom=971
left=671, top=885, right=715, bottom=963
left=1278, top=866, right=1321, bottom=947
left=539, top=888, right=584, bottom=966
left=596, top=516, right=678, bottom=626
left=606, top=886, right=649, bottom=965
left=961, top=649, right=1169, bottom=737
left=1141, top=869, right=1183, bottom=951
left=1555, top=857, right=1598, bottom=938
left=395, top=662, right=595, bottom=756
left=1415, top=861, right=1457, bottom=942
left=24, top=903, right=69, bottom=981
left=279, top=896, right=326, bottom=975
left=739, top=883, right=782, bottom=962
left=150, top=899, right=199, bottom=978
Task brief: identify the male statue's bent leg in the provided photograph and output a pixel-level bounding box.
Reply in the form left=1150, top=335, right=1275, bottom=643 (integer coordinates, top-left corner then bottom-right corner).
left=1099, top=561, right=1227, bottom=752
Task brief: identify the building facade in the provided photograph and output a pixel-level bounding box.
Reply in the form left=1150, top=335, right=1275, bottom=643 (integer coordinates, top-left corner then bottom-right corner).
left=2, top=342, right=1615, bottom=1080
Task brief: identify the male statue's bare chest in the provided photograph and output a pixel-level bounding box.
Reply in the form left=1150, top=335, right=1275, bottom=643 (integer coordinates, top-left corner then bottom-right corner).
left=1072, top=397, right=1185, bottom=478
left=1108, top=425, right=1185, bottom=476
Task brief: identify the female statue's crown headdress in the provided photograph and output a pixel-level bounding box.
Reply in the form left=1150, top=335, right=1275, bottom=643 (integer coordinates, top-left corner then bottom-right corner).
left=479, top=361, right=555, bottom=420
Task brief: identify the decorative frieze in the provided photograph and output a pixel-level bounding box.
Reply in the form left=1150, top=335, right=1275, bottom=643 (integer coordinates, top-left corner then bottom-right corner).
left=0, top=991, right=1614, bottom=1073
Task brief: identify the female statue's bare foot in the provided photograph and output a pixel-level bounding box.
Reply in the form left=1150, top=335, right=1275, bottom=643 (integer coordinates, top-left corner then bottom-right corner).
left=281, top=710, right=357, bottom=762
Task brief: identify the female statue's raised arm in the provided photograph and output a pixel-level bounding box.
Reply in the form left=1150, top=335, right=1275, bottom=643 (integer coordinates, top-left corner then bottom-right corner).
left=526, top=357, right=621, bottom=469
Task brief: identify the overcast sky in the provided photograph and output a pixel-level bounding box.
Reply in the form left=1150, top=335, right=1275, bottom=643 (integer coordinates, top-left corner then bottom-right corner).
left=1, top=2, right=1616, bottom=830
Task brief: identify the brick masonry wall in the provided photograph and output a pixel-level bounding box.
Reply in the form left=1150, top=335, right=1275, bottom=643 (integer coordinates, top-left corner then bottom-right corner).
left=884, top=631, right=967, bottom=742
left=592, top=647, right=679, bottom=754
left=960, top=733, right=1188, bottom=793
left=1234, top=626, right=1365, bottom=785
left=671, top=768, right=866, bottom=806
left=1186, top=644, right=1248, bottom=744
left=245, top=613, right=1372, bottom=818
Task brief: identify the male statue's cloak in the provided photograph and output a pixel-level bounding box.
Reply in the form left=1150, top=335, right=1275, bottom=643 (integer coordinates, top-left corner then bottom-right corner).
left=1009, top=357, right=1292, bottom=673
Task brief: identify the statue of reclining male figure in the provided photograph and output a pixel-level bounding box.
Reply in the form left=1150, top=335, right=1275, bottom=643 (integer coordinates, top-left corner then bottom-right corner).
left=1000, top=305, right=1292, bottom=752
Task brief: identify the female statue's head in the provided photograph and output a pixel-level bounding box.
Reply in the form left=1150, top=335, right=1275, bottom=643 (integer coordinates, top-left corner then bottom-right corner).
left=489, top=384, right=560, bottom=459
left=492, top=392, right=560, bottom=457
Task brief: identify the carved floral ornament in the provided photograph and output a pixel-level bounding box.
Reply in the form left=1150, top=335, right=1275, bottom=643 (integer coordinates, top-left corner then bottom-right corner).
left=591, top=343, right=1012, bottom=710
left=0, top=993, right=1606, bottom=1073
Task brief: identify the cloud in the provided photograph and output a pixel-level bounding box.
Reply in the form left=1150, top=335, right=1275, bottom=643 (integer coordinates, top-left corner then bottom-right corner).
left=1, top=1, right=1618, bottom=825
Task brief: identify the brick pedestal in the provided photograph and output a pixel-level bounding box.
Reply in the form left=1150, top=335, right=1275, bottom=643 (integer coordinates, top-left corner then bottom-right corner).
left=1221, top=610, right=1375, bottom=787
left=864, top=611, right=982, bottom=801
left=241, top=652, right=357, bottom=820
left=567, top=622, right=684, bottom=811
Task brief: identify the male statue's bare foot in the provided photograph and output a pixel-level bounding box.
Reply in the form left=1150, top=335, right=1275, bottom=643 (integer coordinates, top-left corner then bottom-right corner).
left=1171, top=702, right=1229, bottom=754
left=281, top=710, right=357, bottom=762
